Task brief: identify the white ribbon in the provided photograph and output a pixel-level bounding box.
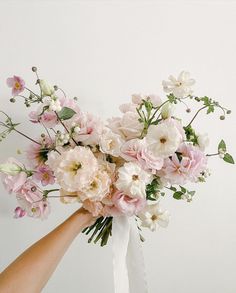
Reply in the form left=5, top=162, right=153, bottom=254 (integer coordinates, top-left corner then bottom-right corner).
left=112, top=216, right=148, bottom=293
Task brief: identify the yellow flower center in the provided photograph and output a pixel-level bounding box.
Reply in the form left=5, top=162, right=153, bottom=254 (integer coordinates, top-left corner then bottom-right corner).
left=14, top=82, right=21, bottom=89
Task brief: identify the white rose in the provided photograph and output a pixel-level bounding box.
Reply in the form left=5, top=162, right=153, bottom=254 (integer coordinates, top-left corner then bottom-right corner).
left=99, top=129, right=124, bottom=157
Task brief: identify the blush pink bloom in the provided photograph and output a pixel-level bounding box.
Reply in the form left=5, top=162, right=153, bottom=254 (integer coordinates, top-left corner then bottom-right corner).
left=17, top=180, right=50, bottom=220
left=162, top=143, right=207, bottom=185
left=111, top=190, right=146, bottom=217
left=1, top=158, right=27, bottom=194
left=7, top=76, right=25, bottom=96
left=83, top=199, right=104, bottom=217
left=29, top=110, right=58, bottom=128
left=59, top=97, right=81, bottom=114
left=33, top=165, right=55, bottom=186
left=120, top=139, right=164, bottom=173
left=27, top=137, right=52, bottom=168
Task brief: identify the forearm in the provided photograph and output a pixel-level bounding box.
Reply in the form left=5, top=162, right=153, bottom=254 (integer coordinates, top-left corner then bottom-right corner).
left=0, top=209, right=93, bottom=293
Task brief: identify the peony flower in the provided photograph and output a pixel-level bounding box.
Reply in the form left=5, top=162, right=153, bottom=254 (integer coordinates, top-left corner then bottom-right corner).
left=99, top=129, right=124, bottom=157
left=138, top=203, right=170, bottom=231
left=115, top=162, right=153, bottom=199
left=145, top=120, right=182, bottom=158
left=162, top=71, right=195, bottom=98
left=33, top=165, right=55, bottom=186
left=51, top=146, right=98, bottom=192
left=16, top=180, right=50, bottom=220
left=7, top=76, right=25, bottom=96
left=162, top=143, right=208, bottom=185
left=0, top=158, right=27, bottom=193
left=111, top=190, right=146, bottom=216
left=39, top=80, right=55, bottom=96
left=78, top=169, right=111, bottom=202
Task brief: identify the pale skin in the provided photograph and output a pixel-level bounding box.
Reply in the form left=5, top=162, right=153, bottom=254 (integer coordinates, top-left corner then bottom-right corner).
left=0, top=208, right=95, bottom=293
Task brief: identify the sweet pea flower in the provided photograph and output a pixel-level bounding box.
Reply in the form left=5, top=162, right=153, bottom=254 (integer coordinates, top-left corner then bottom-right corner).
left=7, top=76, right=25, bottom=96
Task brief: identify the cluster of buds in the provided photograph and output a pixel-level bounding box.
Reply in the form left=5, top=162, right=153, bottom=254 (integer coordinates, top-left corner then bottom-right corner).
left=56, top=131, right=70, bottom=146
left=43, top=96, right=62, bottom=112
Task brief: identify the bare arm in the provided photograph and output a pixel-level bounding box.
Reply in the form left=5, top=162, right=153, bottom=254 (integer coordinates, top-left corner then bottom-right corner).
left=0, top=208, right=95, bottom=293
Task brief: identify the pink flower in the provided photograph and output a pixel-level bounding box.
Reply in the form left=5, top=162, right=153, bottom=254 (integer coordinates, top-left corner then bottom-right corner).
left=27, top=137, right=52, bottom=168
left=14, top=206, right=26, bottom=218
left=29, top=110, right=58, bottom=128
left=59, top=97, right=81, bottom=114
left=33, top=165, right=55, bottom=186
left=1, top=158, right=27, bottom=193
left=162, top=143, right=207, bottom=185
left=111, top=190, right=146, bottom=216
left=120, top=139, right=164, bottom=173
left=83, top=199, right=104, bottom=217
left=7, top=76, right=25, bottom=96
left=17, top=180, right=50, bottom=220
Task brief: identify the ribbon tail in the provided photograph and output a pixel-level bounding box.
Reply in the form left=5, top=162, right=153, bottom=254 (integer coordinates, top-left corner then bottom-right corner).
left=112, top=216, right=148, bottom=293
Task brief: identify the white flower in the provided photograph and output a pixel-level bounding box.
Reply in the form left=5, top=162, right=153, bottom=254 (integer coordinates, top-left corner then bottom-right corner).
left=197, top=133, right=209, bottom=151
left=115, top=162, right=153, bottom=199
left=161, top=102, right=175, bottom=119
left=138, top=203, right=170, bottom=231
left=39, top=80, right=55, bottom=96
left=145, top=120, right=182, bottom=158
left=56, top=133, right=70, bottom=146
left=162, top=71, right=195, bottom=98
left=42, top=96, right=62, bottom=112
left=99, top=129, right=124, bottom=157
left=0, top=162, right=22, bottom=175
left=50, top=146, right=98, bottom=192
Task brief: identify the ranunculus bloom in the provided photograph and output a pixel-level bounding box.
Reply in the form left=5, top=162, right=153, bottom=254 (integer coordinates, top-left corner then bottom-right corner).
left=7, top=76, right=25, bottom=96
left=162, top=143, right=208, bottom=185
left=17, top=180, right=50, bottom=220
left=49, top=146, right=98, bottom=192
left=0, top=158, right=27, bottom=193
left=111, top=190, right=146, bottom=216
left=33, top=165, right=55, bottom=186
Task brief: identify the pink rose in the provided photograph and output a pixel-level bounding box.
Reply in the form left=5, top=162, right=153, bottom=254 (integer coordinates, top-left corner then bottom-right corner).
left=111, top=190, right=146, bottom=217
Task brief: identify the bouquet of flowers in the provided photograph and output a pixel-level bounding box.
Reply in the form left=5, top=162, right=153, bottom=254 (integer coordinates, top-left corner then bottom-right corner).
left=0, top=68, right=234, bottom=247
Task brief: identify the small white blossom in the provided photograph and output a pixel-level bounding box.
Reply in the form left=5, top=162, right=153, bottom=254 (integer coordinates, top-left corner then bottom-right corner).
left=162, top=71, right=195, bottom=98
left=138, top=203, right=170, bottom=231
left=197, top=133, right=209, bottom=151
left=43, top=96, right=62, bottom=112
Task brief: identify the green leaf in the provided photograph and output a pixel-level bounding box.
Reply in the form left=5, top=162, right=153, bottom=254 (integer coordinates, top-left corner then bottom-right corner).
left=207, top=105, right=214, bottom=114
left=180, top=186, right=187, bottom=193
left=188, top=191, right=196, bottom=196
left=58, top=107, right=76, bottom=120
left=223, top=153, right=235, bottom=164
left=218, top=139, right=226, bottom=152
left=173, top=191, right=183, bottom=200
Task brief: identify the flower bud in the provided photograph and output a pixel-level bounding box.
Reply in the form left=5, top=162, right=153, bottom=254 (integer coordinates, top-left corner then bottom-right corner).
left=161, top=103, right=175, bottom=119
left=0, top=163, right=22, bottom=175
left=14, top=207, right=26, bottom=218
left=220, top=115, right=225, bottom=120
left=39, top=80, right=55, bottom=96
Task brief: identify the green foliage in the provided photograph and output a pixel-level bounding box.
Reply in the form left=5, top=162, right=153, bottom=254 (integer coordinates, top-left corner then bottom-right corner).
left=217, top=139, right=235, bottom=164
left=58, top=107, right=76, bottom=120
left=170, top=185, right=196, bottom=201
left=183, top=125, right=198, bottom=145
left=218, top=139, right=226, bottom=152
left=146, top=178, right=163, bottom=201
left=223, top=153, right=235, bottom=164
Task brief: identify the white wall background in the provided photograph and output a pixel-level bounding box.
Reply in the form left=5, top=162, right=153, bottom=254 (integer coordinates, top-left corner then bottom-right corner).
left=0, top=0, right=236, bottom=292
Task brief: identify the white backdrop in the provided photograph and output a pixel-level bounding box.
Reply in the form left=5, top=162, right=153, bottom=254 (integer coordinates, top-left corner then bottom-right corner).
left=0, top=1, right=236, bottom=292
